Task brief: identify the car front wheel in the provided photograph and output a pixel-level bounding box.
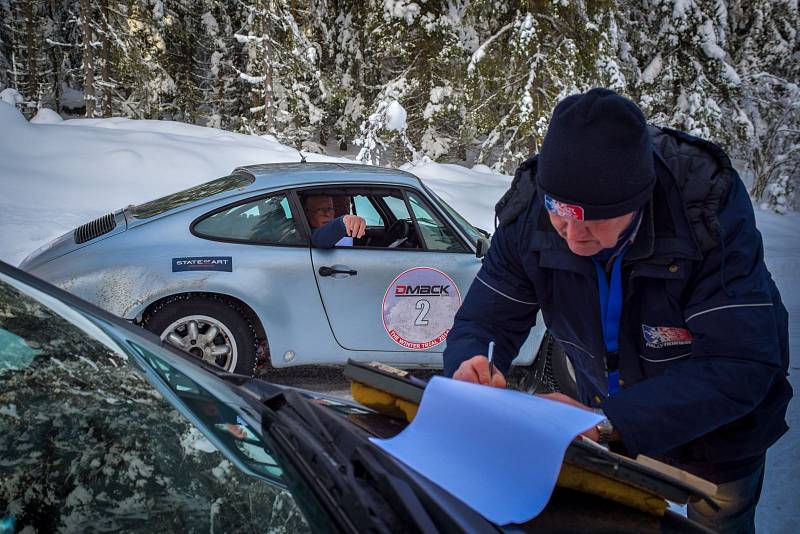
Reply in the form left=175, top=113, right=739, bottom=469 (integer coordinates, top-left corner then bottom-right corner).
left=143, top=296, right=258, bottom=375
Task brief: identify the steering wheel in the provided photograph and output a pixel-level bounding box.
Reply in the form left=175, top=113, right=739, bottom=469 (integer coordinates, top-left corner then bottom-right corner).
left=385, top=219, right=410, bottom=248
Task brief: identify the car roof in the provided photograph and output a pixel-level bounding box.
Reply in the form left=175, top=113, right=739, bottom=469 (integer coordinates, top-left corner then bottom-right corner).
left=233, top=162, right=424, bottom=191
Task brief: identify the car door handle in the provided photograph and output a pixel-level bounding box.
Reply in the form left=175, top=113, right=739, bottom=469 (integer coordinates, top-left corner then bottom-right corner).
left=318, top=266, right=358, bottom=277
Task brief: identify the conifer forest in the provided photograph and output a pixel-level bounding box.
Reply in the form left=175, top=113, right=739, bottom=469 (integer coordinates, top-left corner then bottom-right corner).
left=1, top=1, right=798, bottom=210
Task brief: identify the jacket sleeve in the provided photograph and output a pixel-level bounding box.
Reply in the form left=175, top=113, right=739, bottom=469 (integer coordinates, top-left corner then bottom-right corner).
left=310, top=217, right=347, bottom=248
left=443, top=219, right=540, bottom=377
left=602, top=178, right=787, bottom=457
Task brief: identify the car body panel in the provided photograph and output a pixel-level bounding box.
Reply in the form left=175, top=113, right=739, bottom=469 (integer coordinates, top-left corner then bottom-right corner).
left=21, top=163, right=544, bottom=368
left=311, top=247, right=480, bottom=352
left=20, top=209, right=128, bottom=271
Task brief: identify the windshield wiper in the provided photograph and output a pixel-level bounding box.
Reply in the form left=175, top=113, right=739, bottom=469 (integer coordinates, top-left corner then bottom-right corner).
left=260, top=390, right=496, bottom=534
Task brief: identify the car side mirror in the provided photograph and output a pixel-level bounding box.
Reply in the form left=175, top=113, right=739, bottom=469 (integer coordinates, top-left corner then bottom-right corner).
left=475, top=236, right=491, bottom=258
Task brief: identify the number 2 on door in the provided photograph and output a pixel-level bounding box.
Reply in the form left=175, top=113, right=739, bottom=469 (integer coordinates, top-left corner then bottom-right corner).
left=414, top=299, right=430, bottom=326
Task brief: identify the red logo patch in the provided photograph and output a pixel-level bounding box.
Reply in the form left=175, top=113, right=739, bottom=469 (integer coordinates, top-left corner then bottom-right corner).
left=544, top=194, right=584, bottom=221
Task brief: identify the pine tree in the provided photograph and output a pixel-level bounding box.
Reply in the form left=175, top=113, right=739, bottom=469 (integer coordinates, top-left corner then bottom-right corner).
left=4, top=0, right=50, bottom=111
left=457, top=1, right=621, bottom=172
left=196, top=0, right=238, bottom=129
left=234, top=0, right=330, bottom=144
left=728, top=0, right=800, bottom=208
left=626, top=0, right=743, bottom=148
left=115, top=0, right=176, bottom=119
left=0, top=2, right=15, bottom=90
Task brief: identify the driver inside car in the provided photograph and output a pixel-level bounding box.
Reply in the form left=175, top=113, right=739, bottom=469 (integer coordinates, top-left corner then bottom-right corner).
left=304, top=194, right=367, bottom=248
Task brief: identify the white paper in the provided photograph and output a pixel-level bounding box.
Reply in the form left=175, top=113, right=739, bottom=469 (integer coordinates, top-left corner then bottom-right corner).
left=371, top=376, right=603, bottom=525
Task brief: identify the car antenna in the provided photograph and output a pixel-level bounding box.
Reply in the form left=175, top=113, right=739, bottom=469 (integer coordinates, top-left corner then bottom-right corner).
left=297, top=149, right=307, bottom=163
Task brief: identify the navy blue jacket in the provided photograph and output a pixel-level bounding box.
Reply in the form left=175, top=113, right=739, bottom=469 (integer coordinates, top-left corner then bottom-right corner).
left=443, top=130, right=792, bottom=483
left=311, top=217, right=348, bottom=248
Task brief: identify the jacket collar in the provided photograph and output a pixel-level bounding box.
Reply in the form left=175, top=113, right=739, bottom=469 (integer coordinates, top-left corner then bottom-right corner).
left=528, top=150, right=701, bottom=277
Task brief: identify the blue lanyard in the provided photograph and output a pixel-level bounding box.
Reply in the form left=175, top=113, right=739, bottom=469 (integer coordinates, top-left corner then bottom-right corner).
left=592, top=246, right=628, bottom=396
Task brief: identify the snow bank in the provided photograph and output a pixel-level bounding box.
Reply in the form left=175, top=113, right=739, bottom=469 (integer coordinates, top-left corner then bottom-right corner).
left=30, top=108, right=64, bottom=124
left=0, top=108, right=341, bottom=265
left=0, top=88, right=23, bottom=107
left=0, top=109, right=511, bottom=266
left=402, top=160, right=510, bottom=232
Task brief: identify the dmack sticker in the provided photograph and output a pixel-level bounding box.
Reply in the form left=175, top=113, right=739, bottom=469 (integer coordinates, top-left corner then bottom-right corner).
left=382, top=267, right=461, bottom=350
left=544, top=194, right=585, bottom=221
left=642, top=324, right=692, bottom=349
left=172, top=256, right=232, bottom=272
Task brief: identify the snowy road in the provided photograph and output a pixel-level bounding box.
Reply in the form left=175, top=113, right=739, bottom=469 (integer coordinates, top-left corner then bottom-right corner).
left=755, top=211, right=800, bottom=534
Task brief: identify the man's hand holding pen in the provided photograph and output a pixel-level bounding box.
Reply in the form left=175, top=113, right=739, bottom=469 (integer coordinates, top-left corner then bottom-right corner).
left=452, top=343, right=507, bottom=388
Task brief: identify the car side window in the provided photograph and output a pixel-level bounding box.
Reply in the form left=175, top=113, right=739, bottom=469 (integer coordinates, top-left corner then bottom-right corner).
left=193, top=193, right=305, bottom=245
left=384, top=195, right=412, bottom=220
left=353, top=195, right=384, bottom=226
left=405, top=192, right=468, bottom=252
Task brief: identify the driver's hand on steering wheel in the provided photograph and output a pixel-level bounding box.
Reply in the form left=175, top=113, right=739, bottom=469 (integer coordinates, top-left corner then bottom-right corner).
left=343, top=215, right=366, bottom=239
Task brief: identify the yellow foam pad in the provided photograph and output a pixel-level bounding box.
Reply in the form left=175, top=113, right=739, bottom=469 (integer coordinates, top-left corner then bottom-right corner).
left=557, top=463, right=668, bottom=516
left=351, top=381, right=419, bottom=422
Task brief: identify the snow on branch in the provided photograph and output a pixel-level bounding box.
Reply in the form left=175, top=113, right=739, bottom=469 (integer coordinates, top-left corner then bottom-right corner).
left=467, top=23, right=514, bottom=74
left=239, top=73, right=266, bottom=84
left=234, top=34, right=266, bottom=44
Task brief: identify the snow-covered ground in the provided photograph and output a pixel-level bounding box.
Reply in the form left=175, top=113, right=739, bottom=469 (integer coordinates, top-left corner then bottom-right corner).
left=0, top=102, right=797, bottom=531
left=754, top=212, right=800, bottom=534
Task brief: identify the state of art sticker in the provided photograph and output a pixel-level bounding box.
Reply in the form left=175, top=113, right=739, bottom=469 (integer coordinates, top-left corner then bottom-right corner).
left=382, top=267, right=462, bottom=350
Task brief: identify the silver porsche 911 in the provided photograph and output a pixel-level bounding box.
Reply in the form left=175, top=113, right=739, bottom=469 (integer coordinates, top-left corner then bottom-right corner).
left=20, top=162, right=561, bottom=382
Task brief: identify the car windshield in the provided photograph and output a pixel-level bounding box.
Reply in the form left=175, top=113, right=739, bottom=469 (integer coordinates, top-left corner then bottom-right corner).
left=128, top=174, right=254, bottom=219
left=423, top=186, right=485, bottom=245
left=0, top=273, right=319, bottom=533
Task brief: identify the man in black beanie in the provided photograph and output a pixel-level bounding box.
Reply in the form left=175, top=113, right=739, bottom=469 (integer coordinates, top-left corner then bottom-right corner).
left=443, top=88, right=791, bottom=533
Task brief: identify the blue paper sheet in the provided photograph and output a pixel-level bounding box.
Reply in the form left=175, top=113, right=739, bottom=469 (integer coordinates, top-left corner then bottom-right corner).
left=370, top=376, right=603, bottom=525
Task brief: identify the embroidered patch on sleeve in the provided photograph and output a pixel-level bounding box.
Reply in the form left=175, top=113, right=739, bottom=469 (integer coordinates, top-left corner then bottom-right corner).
left=642, top=324, right=693, bottom=348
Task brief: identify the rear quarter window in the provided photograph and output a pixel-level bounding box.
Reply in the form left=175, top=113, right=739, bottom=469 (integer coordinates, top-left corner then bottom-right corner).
left=129, top=174, right=254, bottom=219
left=193, top=193, right=305, bottom=246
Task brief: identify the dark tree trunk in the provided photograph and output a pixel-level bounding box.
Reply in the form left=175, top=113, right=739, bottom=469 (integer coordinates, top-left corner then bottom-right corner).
left=24, top=0, right=37, bottom=100
left=263, top=12, right=275, bottom=134
left=100, top=0, right=112, bottom=116
left=80, top=0, right=95, bottom=117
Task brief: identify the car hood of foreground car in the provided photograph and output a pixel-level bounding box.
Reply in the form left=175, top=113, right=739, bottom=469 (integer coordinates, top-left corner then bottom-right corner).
left=0, top=261, right=713, bottom=533
left=0, top=260, right=495, bottom=534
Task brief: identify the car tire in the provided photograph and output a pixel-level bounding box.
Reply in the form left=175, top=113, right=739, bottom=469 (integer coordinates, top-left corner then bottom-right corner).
left=143, top=295, right=258, bottom=375
left=510, top=331, right=579, bottom=399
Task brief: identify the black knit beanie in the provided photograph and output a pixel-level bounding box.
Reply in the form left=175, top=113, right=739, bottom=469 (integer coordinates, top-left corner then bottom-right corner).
left=537, top=88, right=656, bottom=221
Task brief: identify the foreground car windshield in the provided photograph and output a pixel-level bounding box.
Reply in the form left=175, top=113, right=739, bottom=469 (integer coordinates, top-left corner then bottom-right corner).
left=0, top=273, right=317, bottom=532
left=128, top=173, right=255, bottom=219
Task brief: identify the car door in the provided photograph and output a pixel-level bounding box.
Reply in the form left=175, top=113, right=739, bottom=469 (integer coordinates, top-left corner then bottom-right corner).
left=308, top=186, right=482, bottom=353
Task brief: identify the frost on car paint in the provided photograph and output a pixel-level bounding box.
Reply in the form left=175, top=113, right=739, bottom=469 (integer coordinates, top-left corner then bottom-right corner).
left=0, top=281, right=310, bottom=533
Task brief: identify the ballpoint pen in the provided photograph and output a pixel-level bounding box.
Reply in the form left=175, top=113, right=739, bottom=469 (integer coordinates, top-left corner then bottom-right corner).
left=487, top=340, right=495, bottom=382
